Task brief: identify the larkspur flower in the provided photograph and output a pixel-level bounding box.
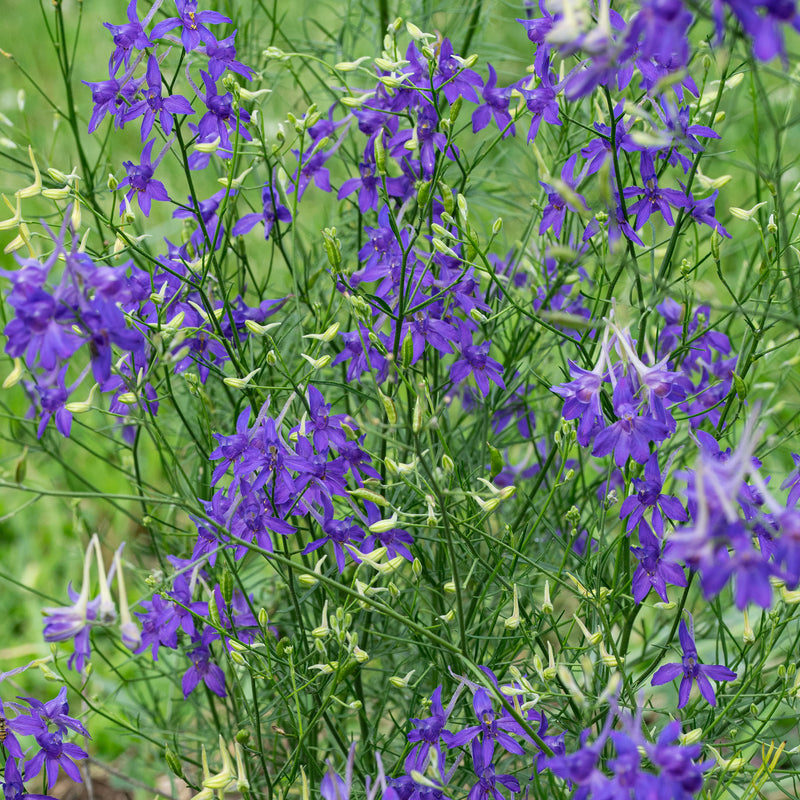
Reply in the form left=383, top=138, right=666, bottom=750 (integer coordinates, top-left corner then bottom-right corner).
left=124, top=55, right=194, bottom=141
left=103, top=0, right=154, bottom=73
left=24, top=731, right=88, bottom=793
left=1, top=756, right=57, bottom=800
left=118, top=138, right=171, bottom=216
left=150, top=0, right=232, bottom=51
left=651, top=617, right=736, bottom=707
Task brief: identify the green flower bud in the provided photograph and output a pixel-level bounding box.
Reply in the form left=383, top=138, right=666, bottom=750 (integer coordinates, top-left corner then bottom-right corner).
left=417, top=180, right=432, bottom=210
left=732, top=371, right=747, bottom=401
left=276, top=637, right=292, bottom=658
left=438, top=182, right=455, bottom=215
left=165, top=744, right=184, bottom=778
left=374, top=134, right=386, bottom=175
left=487, top=442, right=503, bottom=480
left=449, top=96, right=462, bottom=126
left=208, top=593, right=221, bottom=628
left=221, top=569, right=234, bottom=605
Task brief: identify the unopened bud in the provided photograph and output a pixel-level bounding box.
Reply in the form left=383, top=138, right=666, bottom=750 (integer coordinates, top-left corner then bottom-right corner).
left=165, top=745, right=184, bottom=778
left=389, top=670, right=414, bottom=689
left=378, top=389, right=397, bottom=424
left=374, top=134, right=386, bottom=175
left=3, top=357, right=23, bottom=388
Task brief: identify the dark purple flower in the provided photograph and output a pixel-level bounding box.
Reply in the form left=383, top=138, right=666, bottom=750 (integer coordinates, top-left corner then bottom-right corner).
left=450, top=324, right=505, bottom=398
left=24, top=731, right=87, bottom=792
left=103, top=0, right=154, bottom=73
left=124, top=56, right=195, bottom=141
left=471, top=65, right=514, bottom=137
left=1, top=755, right=57, bottom=800
left=203, top=30, right=254, bottom=81
left=630, top=520, right=687, bottom=603
left=592, top=377, right=670, bottom=467
left=651, top=617, right=736, bottom=707
left=11, top=688, right=89, bottom=740
left=194, top=70, right=251, bottom=151
left=619, top=452, right=687, bottom=536
left=82, top=75, right=143, bottom=133
left=303, top=499, right=365, bottom=573
left=118, top=138, right=171, bottom=216
left=182, top=627, right=227, bottom=698
left=233, top=184, right=291, bottom=239
left=150, top=0, right=232, bottom=51
left=623, top=151, right=690, bottom=229
left=467, top=740, right=520, bottom=800
left=442, top=688, right=526, bottom=764
left=539, top=154, right=588, bottom=239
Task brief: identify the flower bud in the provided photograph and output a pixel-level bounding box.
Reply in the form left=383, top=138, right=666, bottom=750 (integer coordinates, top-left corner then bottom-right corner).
left=449, top=96, right=462, bottom=126
left=389, top=670, right=414, bottom=688
left=542, top=580, right=553, bottom=614
left=347, top=486, right=389, bottom=506
left=165, top=744, right=184, bottom=778
left=301, top=353, right=331, bottom=370
left=417, top=180, right=432, bottom=209
left=3, top=357, right=23, bottom=389
left=378, top=389, right=397, bottom=424
left=504, top=584, right=520, bottom=630
left=374, top=134, right=387, bottom=175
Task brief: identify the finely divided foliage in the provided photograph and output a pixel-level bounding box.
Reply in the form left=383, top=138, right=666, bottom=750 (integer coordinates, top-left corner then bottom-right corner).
left=2, top=1, right=800, bottom=798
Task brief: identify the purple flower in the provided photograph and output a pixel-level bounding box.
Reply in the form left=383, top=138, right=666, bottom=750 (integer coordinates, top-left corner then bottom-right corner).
left=193, top=70, right=251, bottom=155
left=450, top=323, right=505, bottom=397
left=11, top=688, right=89, bottom=740
left=1, top=755, right=57, bottom=800
left=552, top=352, right=609, bottom=448
left=630, top=520, right=687, bottom=603
left=467, top=740, right=520, bottom=800
left=103, top=0, right=154, bottom=73
left=519, top=58, right=561, bottom=142
left=442, top=688, right=526, bottom=764
left=619, top=452, right=687, bottom=536
left=651, top=617, right=736, bottom=707
left=134, top=593, right=181, bottom=660
left=623, top=152, right=690, bottom=229
left=182, top=627, right=227, bottom=698
left=118, top=138, right=171, bottom=216
left=124, top=56, right=195, bottom=141
left=150, top=0, right=232, bottom=51
left=471, top=65, right=514, bottom=137
left=539, top=154, right=588, bottom=239
left=407, top=686, right=457, bottom=768
left=82, top=75, right=143, bottom=133
left=24, top=731, right=88, bottom=792
left=303, top=499, right=365, bottom=573
left=592, top=378, right=670, bottom=467
left=232, top=184, right=292, bottom=239
left=203, top=31, right=254, bottom=81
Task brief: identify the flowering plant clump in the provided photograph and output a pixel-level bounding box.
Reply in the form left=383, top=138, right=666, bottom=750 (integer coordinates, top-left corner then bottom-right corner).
left=2, top=0, right=800, bottom=797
